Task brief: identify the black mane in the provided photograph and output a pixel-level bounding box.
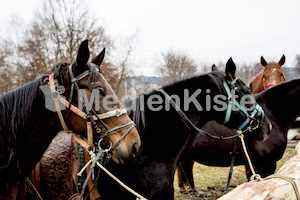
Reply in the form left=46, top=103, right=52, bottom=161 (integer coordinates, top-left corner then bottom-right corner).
left=0, top=77, right=42, bottom=170
left=0, top=61, right=101, bottom=171
left=126, top=71, right=227, bottom=131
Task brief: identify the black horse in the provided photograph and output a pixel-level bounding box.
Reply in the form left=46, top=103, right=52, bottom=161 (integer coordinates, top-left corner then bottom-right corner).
left=177, top=77, right=300, bottom=193
left=0, top=40, right=140, bottom=200
left=97, top=58, right=271, bottom=200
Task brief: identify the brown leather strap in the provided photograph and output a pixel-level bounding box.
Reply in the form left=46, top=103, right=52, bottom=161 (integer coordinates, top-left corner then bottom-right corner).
left=87, top=122, right=93, bottom=146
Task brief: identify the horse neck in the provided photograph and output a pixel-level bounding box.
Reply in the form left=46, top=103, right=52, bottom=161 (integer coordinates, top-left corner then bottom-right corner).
left=163, top=76, right=220, bottom=125
left=256, top=79, right=300, bottom=130
left=127, top=89, right=203, bottom=157
left=251, top=70, right=265, bottom=94
left=0, top=78, right=60, bottom=176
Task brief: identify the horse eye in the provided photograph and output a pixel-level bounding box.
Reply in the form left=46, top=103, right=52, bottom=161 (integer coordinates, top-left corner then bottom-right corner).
left=94, top=88, right=105, bottom=97
left=98, top=88, right=106, bottom=97
left=262, top=74, right=265, bottom=78
left=280, top=73, right=283, bottom=77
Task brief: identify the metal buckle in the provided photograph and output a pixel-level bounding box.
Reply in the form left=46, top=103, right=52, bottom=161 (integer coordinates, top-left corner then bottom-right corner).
left=116, top=109, right=121, bottom=117
left=98, top=138, right=112, bottom=152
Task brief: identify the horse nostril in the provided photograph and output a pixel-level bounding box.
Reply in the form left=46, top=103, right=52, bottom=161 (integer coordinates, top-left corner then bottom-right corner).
left=130, top=141, right=140, bottom=157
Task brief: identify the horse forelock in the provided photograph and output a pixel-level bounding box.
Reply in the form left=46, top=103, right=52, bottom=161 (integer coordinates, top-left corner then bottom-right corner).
left=51, top=62, right=100, bottom=86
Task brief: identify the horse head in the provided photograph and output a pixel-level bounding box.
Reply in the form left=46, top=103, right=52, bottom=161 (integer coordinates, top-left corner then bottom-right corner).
left=209, top=58, right=271, bottom=141
left=250, top=55, right=286, bottom=94
left=44, top=40, right=141, bottom=164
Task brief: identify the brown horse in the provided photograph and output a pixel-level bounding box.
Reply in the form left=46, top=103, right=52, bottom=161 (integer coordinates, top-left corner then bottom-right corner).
left=0, top=40, right=141, bottom=200
left=249, top=55, right=286, bottom=94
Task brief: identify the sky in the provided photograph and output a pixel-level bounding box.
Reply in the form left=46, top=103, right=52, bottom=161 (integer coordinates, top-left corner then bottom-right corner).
left=0, top=0, right=300, bottom=76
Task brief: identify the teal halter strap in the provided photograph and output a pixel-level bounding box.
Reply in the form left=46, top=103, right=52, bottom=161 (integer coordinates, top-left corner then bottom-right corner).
left=222, top=81, right=251, bottom=130
left=223, top=81, right=233, bottom=124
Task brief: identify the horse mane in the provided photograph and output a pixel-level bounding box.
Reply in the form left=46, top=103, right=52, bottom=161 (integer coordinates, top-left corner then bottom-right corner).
left=0, top=77, right=43, bottom=171
left=126, top=71, right=226, bottom=132
left=126, top=95, right=147, bottom=132
left=0, top=61, right=101, bottom=172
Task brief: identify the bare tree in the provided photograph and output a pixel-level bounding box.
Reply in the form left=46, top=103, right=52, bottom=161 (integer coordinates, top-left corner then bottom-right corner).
left=0, top=39, right=15, bottom=93
left=113, top=33, right=138, bottom=97
left=157, top=49, right=198, bottom=84
left=33, top=0, right=113, bottom=63
left=0, top=0, right=138, bottom=95
left=0, top=0, right=117, bottom=92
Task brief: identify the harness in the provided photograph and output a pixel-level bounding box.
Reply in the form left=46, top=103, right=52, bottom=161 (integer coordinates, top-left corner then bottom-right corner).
left=222, top=79, right=264, bottom=132
left=49, top=64, right=136, bottom=154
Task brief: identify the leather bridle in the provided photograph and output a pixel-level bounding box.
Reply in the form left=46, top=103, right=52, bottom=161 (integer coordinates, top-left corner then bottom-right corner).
left=48, top=64, right=136, bottom=156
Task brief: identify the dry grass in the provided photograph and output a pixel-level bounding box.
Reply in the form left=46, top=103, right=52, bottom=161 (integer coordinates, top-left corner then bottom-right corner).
left=174, top=147, right=297, bottom=200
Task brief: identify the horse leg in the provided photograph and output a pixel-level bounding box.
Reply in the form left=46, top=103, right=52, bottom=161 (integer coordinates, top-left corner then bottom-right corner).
left=183, top=160, right=196, bottom=192
left=177, top=161, right=186, bottom=193
left=178, top=160, right=197, bottom=192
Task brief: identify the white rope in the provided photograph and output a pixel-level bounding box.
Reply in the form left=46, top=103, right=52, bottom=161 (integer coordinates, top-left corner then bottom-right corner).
left=238, top=134, right=261, bottom=181
left=239, top=134, right=300, bottom=199
left=78, top=151, right=148, bottom=200
left=95, top=161, right=147, bottom=200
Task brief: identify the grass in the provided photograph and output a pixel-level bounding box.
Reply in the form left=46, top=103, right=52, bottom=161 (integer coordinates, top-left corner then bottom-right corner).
left=174, top=147, right=297, bottom=199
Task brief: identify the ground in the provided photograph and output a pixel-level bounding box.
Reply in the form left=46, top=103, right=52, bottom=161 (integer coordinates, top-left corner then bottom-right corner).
left=174, top=148, right=297, bottom=200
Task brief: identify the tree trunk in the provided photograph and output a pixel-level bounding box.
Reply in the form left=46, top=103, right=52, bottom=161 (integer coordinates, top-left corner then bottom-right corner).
left=218, top=142, right=300, bottom=200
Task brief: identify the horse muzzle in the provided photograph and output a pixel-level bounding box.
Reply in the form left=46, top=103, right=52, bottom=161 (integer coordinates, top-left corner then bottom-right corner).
left=111, top=140, right=141, bottom=164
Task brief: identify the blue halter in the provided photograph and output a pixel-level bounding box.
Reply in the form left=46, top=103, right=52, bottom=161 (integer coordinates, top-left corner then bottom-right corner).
left=222, top=81, right=263, bottom=130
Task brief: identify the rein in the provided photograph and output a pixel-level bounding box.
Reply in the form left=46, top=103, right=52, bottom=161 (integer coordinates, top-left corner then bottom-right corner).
left=158, top=83, right=262, bottom=140
left=158, top=89, right=244, bottom=140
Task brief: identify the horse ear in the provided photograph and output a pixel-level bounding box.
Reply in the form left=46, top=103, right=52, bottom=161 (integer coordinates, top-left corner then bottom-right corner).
left=278, top=54, right=285, bottom=66
left=92, top=48, right=105, bottom=67
left=75, top=40, right=90, bottom=73
left=260, top=56, right=267, bottom=67
left=225, top=58, right=236, bottom=80
left=211, top=64, right=218, bottom=72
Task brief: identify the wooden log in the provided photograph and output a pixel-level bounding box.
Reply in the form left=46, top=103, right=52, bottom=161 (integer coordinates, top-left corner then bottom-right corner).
left=218, top=142, right=300, bottom=200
